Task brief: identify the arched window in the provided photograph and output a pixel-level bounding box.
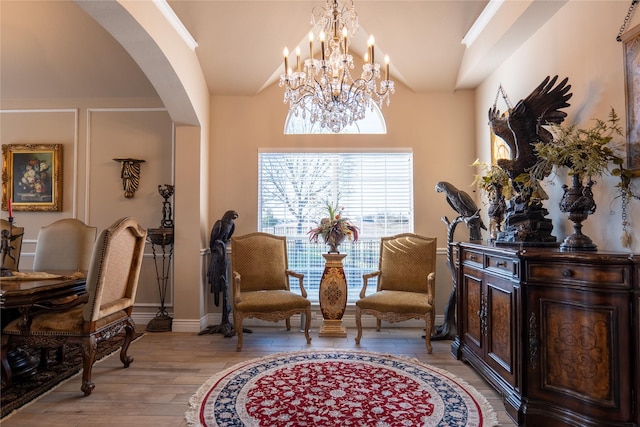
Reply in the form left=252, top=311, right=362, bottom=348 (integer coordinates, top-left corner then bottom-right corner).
left=284, top=102, right=387, bottom=134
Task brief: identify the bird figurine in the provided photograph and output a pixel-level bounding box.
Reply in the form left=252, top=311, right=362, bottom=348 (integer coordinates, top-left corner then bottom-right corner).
left=435, top=181, right=486, bottom=241
left=489, top=75, right=572, bottom=181
left=207, top=210, right=238, bottom=306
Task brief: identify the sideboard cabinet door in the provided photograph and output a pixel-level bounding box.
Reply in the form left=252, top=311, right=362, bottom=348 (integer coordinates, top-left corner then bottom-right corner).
left=526, top=285, right=632, bottom=426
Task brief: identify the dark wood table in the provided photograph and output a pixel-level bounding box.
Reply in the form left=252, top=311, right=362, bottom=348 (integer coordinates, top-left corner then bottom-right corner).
left=1, top=271, right=87, bottom=383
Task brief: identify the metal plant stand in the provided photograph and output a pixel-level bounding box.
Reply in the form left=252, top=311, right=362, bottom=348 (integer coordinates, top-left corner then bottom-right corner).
left=146, top=228, right=174, bottom=332
left=146, top=184, right=175, bottom=332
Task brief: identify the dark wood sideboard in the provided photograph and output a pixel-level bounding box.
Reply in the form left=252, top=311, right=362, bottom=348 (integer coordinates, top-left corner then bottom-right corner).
left=451, top=242, right=638, bottom=427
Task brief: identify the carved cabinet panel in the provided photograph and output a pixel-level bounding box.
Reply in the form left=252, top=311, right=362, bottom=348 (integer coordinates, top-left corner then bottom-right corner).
left=453, top=243, right=638, bottom=427
left=454, top=245, right=522, bottom=423
left=526, top=287, right=632, bottom=425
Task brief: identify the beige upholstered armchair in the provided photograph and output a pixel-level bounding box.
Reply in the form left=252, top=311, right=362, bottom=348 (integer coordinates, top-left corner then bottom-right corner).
left=33, top=218, right=97, bottom=272
left=231, top=232, right=312, bottom=351
left=1, top=219, right=24, bottom=271
left=355, top=233, right=437, bottom=353
left=1, top=217, right=147, bottom=395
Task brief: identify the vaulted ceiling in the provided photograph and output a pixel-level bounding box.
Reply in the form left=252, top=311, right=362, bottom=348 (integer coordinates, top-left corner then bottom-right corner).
left=1, top=1, right=566, bottom=101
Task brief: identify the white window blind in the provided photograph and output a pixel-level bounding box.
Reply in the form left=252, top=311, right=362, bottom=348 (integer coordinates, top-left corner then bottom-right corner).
left=258, top=151, right=414, bottom=303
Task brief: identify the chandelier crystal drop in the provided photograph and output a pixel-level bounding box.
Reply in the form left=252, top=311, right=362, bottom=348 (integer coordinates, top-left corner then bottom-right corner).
left=279, top=0, right=394, bottom=133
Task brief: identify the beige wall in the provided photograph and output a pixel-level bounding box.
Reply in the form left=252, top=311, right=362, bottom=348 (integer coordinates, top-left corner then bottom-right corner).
left=0, top=100, right=174, bottom=322
left=475, top=0, right=640, bottom=253
left=207, top=80, right=478, bottom=318
left=5, top=0, right=638, bottom=332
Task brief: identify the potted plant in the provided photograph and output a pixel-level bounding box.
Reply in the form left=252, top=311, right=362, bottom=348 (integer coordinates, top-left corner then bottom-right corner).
left=472, top=159, right=513, bottom=240
left=308, top=200, right=359, bottom=253
left=530, top=108, right=636, bottom=249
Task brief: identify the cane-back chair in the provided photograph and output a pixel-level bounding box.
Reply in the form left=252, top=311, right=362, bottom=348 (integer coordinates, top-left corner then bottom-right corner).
left=33, top=218, right=97, bottom=272
left=231, top=232, right=312, bottom=351
left=355, top=233, right=437, bottom=353
left=1, top=217, right=147, bottom=394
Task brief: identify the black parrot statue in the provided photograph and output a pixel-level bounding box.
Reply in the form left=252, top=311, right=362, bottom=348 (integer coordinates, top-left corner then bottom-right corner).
left=207, top=210, right=238, bottom=306
left=435, top=181, right=486, bottom=241
left=200, top=210, right=239, bottom=337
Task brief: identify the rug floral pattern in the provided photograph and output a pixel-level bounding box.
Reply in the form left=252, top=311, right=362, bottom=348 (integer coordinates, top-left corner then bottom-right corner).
left=187, top=350, right=498, bottom=427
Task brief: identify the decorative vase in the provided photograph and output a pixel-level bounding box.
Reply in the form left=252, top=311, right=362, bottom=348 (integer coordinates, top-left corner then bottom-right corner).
left=559, top=175, right=597, bottom=251
left=487, top=185, right=506, bottom=242
left=325, top=231, right=346, bottom=253
left=318, top=253, right=348, bottom=337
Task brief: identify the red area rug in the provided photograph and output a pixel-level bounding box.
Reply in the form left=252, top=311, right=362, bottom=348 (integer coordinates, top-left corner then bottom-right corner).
left=186, top=349, right=498, bottom=427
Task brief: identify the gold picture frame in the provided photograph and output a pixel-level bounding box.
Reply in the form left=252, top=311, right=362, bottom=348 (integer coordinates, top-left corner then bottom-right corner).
left=622, top=23, right=640, bottom=176
left=2, top=143, right=62, bottom=212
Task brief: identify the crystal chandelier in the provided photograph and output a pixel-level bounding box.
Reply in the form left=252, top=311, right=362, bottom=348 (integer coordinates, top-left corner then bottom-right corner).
left=279, top=0, right=394, bottom=133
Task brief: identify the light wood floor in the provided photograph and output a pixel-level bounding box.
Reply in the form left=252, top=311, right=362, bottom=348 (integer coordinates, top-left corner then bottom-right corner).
left=1, top=326, right=518, bottom=427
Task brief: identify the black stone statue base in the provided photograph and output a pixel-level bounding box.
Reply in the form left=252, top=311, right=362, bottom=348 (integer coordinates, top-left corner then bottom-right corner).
left=495, top=199, right=558, bottom=246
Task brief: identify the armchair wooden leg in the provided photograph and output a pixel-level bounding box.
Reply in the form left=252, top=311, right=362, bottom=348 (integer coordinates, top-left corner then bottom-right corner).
left=424, top=318, right=433, bottom=354
left=355, top=307, right=363, bottom=345
left=56, top=345, right=65, bottom=364
left=376, top=319, right=381, bottom=331
left=303, top=308, right=312, bottom=344
left=81, top=336, right=98, bottom=396
left=285, top=318, right=291, bottom=331
left=1, top=335, right=12, bottom=387
left=235, top=313, right=244, bottom=351
left=119, top=322, right=135, bottom=368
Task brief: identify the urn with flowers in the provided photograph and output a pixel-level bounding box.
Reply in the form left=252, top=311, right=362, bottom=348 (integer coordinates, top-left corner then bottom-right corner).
left=531, top=108, right=632, bottom=250
left=308, top=201, right=359, bottom=253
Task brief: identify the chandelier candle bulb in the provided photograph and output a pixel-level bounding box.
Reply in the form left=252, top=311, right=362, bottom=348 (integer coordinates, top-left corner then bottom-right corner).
left=279, top=0, right=394, bottom=133
left=385, top=55, right=390, bottom=81
left=342, top=27, right=348, bottom=55
left=283, top=47, right=289, bottom=75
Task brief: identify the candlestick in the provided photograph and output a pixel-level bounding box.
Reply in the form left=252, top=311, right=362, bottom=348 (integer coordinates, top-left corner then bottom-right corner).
left=342, top=27, right=348, bottom=56
left=320, top=32, right=325, bottom=61
left=368, top=35, right=375, bottom=64
left=295, top=47, right=301, bottom=73
left=309, top=32, right=314, bottom=60
left=385, top=55, right=390, bottom=81
left=7, top=198, right=12, bottom=219
left=283, top=47, right=289, bottom=75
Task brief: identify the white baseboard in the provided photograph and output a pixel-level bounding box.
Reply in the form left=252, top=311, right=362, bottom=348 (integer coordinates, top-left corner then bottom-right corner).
left=133, top=311, right=445, bottom=334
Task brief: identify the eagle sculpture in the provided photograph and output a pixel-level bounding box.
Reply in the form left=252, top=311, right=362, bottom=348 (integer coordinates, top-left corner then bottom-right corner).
left=207, top=210, right=238, bottom=306
left=489, top=75, right=572, bottom=181
left=435, top=181, right=486, bottom=241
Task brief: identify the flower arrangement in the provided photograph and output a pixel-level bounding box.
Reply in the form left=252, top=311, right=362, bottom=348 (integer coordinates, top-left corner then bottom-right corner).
left=529, top=108, right=639, bottom=247
left=471, top=159, right=512, bottom=200
left=530, top=108, right=626, bottom=184
left=308, top=200, right=359, bottom=252
left=17, top=158, right=50, bottom=199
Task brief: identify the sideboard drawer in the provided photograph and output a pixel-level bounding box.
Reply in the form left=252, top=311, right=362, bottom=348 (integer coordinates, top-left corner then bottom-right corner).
left=486, top=254, right=518, bottom=278
left=462, top=249, right=483, bottom=266
left=528, top=262, right=630, bottom=287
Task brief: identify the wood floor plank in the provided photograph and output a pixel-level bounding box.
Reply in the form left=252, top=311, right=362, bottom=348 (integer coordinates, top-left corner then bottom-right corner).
left=1, top=327, right=517, bottom=426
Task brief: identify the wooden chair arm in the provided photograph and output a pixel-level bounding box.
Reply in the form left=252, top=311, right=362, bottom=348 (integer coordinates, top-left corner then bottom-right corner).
left=232, top=271, right=241, bottom=303
left=360, top=270, right=381, bottom=299
left=286, top=269, right=307, bottom=298
left=426, top=271, right=436, bottom=305
left=33, top=292, right=89, bottom=311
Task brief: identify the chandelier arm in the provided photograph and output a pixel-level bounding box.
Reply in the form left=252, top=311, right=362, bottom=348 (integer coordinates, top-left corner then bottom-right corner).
left=281, top=0, right=392, bottom=133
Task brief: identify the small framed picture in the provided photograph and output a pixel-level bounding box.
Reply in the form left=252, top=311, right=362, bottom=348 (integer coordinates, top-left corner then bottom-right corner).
left=622, top=24, right=640, bottom=176
left=2, top=143, right=63, bottom=212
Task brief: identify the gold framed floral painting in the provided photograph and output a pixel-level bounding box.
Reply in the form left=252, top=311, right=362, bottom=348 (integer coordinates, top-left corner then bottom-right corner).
left=623, top=23, right=640, bottom=176
left=2, top=143, right=62, bottom=212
